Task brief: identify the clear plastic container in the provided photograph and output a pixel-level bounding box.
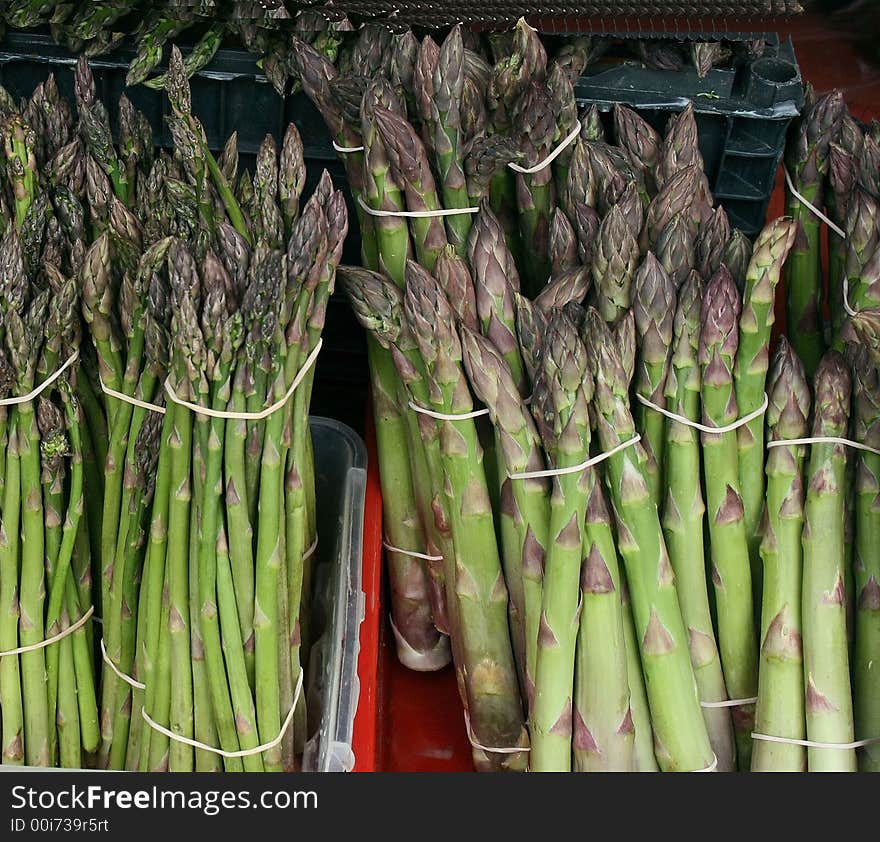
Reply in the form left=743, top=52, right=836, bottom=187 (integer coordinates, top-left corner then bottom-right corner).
left=302, top=417, right=367, bottom=772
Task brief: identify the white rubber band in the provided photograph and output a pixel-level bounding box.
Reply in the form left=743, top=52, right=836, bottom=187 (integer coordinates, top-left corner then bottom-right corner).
left=333, top=140, right=364, bottom=154
left=701, top=696, right=758, bottom=709
left=99, top=379, right=166, bottom=415
left=303, top=536, right=318, bottom=561
left=693, top=753, right=719, bottom=772
left=0, top=605, right=94, bottom=658
left=0, top=351, right=79, bottom=407
left=843, top=273, right=859, bottom=318
left=464, top=709, right=530, bottom=756
left=383, top=539, right=443, bottom=563
left=100, top=638, right=146, bottom=690
left=752, top=732, right=880, bottom=750
left=784, top=166, right=846, bottom=240
left=767, top=435, right=880, bottom=456
left=637, top=392, right=769, bottom=435
left=142, top=668, right=304, bottom=759
left=356, top=195, right=479, bottom=219
left=408, top=400, right=490, bottom=422
left=509, top=120, right=582, bottom=175
left=508, top=435, right=642, bottom=481
left=164, top=339, right=321, bottom=421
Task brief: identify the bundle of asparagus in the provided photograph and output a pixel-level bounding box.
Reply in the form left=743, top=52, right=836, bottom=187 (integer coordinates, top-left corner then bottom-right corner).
left=0, top=46, right=345, bottom=771
left=0, top=86, right=99, bottom=768
left=80, top=48, right=345, bottom=772
left=780, top=92, right=880, bottom=773
left=291, top=18, right=816, bottom=771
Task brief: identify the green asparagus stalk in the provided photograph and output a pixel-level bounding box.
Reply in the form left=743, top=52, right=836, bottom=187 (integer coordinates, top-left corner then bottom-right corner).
left=699, top=266, right=758, bottom=769
left=374, top=106, right=450, bottom=274
left=432, top=26, right=472, bottom=254
left=734, top=219, right=798, bottom=607
left=661, top=270, right=736, bottom=771
left=469, top=203, right=527, bottom=395
left=783, top=89, right=845, bottom=376
left=459, top=327, right=549, bottom=712
left=752, top=337, right=809, bottom=772
left=592, top=204, right=640, bottom=327
left=620, top=572, right=659, bottom=771
left=801, top=351, right=856, bottom=772
left=633, top=253, right=676, bottom=506
left=526, top=312, right=592, bottom=772
left=656, top=214, right=696, bottom=289
left=851, top=348, right=880, bottom=771
left=584, top=307, right=714, bottom=772
left=405, top=260, right=528, bottom=772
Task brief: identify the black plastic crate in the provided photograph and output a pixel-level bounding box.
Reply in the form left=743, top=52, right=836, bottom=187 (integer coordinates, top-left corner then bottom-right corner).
left=574, top=33, right=804, bottom=235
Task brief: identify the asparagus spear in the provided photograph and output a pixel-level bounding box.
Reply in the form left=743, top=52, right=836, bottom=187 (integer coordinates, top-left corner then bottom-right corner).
left=432, top=26, right=473, bottom=255
left=699, top=266, right=759, bottom=768
left=527, top=312, right=593, bottom=772
left=340, top=266, right=451, bottom=670
left=620, top=572, right=659, bottom=771
left=656, top=214, right=696, bottom=289
left=723, top=229, right=753, bottom=291
left=143, top=23, right=225, bottom=91
left=662, top=271, right=736, bottom=771
left=633, top=253, right=676, bottom=506
left=10, top=287, right=51, bottom=766
left=460, top=327, right=548, bottom=709
left=851, top=348, right=880, bottom=771
left=513, top=80, right=558, bottom=294
left=734, top=219, right=798, bottom=606
left=592, top=204, right=639, bottom=327
left=374, top=106, right=449, bottom=274
left=405, top=260, right=528, bottom=772
left=583, top=307, right=714, bottom=772
left=752, top=337, right=810, bottom=772
left=783, top=89, right=845, bottom=376
left=801, top=351, right=856, bottom=772
left=469, top=202, right=527, bottom=395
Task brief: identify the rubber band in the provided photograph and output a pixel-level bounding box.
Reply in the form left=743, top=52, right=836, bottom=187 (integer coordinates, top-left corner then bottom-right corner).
left=783, top=166, right=846, bottom=240
left=701, top=696, right=758, bottom=709
left=303, top=536, right=318, bottom=561
left=767, top=435, right=880, bottom=456
left=383, top=539, right=443, bottom=563
left=842, top=274, right=858, bottom=319
left=164, top=339, right=321, bottom=421
left=507, top=435, right=642, bottom=481
left=0, top=351, right=79, bottom=407
left=356, top=195, right=479, bottom=219
left=333, top=140, right=364, bottom=154
left=463, top=709, right=530, bottom=756
left=99, top=379, right=167, bottom=415
left=407, top=400, right=490, bottom=422
left=509, top=120, right=582, bottom=175
left=100, top=638, right=146, bottom=690
left=693, top=753, right=719, bottom=772
left=751, top=732, right=880, bottom=750
left=0, top=605, right=94, bottom=658
left=142, top=668, right=304, bottom=759
left=636, top=392, right=769, bottom=436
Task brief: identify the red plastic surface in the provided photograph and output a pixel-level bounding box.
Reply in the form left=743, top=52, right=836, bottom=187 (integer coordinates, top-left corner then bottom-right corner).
left=357, top=12, right=880, bottom=773
left=351, top=410, right=383, bottom=772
